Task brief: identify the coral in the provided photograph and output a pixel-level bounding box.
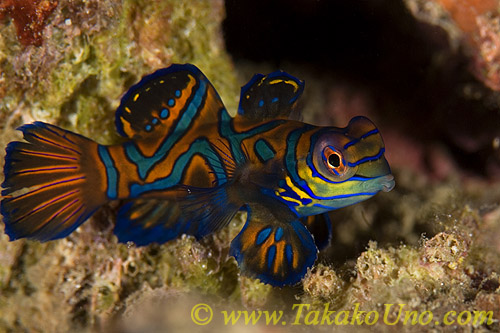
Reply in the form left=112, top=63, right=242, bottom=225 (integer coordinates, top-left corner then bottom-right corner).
left=239, top=277, right=273, bottom=309
left=296, top=193, right=500, bottom=331
left=1, top=1, right=500, bottom=332
left=0, top=0, right=238, bottom=147
left=302, top=264, right=346, bottom=305
left=0, top=0, right=58, bottom=46
left=0, top=0, right=239, bottom=331
left=474, top=12, right=500, bottom=91
left=405, top=0, right=500, bottom=91
left=437, top=0, right=497, bottom=34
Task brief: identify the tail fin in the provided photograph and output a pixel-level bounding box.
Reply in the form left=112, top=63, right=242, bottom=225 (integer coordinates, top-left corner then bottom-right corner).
left=1, top=122, right=107, bottom=241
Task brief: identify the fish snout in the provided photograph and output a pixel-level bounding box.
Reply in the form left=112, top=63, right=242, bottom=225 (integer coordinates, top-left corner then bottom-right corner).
left=380, top=174, right=395, bottom=192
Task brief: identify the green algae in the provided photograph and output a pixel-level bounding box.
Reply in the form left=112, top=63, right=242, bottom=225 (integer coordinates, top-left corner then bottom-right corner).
left=0, top=0, right=240, bottom=331
left=0, top=0, right=237, bottom=146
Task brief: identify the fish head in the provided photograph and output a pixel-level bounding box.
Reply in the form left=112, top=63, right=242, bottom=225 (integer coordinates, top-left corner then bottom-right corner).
left=288, top=116, right=394, bottom=217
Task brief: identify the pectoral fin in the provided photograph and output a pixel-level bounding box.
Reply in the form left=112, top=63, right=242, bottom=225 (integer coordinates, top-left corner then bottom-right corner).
left=230, top=207, right=318, bottom=286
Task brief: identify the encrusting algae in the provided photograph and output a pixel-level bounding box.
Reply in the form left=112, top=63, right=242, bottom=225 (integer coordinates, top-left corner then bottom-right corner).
left=1, top=1, right=500, bottom=332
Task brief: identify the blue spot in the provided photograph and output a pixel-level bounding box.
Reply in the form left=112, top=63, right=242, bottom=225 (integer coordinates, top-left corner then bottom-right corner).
left=258, top=100, right=264, bottom=107
left=267, top=245, right=276, bottom=270
left=145, top=124, right=152, bottom=132
left=271, top=97, right=278, bottom=103
left=285, top=244, right=293, bottom=264
left=168, top=99, right=175, bottom=107
left=160, top=108, right=169, bottom=119
left=255, top=139, right=275, bottom=162
left=128, top=81, right=211, bottom=189
left=152, top=118, right=159, bottom=125
left=275, top=227, right=283, bottom=241
left=256, top=227, right=272, bottom=245
left=175, top=90, right=181, bottom=97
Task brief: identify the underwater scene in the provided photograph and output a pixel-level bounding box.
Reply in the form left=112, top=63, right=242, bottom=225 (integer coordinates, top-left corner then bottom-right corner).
left=0, top=0, right=499, bottom=332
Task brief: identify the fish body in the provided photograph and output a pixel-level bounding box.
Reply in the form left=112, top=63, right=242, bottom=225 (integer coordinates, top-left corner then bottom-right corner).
left=1, top=64, right=394, bottom=286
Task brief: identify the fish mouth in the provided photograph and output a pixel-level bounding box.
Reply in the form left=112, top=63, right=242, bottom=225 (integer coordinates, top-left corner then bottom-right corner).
left=380, top=174, right=395, bottom=192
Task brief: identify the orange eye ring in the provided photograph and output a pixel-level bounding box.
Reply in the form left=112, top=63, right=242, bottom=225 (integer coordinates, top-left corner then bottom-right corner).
left=322, top=146, right=346, bottom=176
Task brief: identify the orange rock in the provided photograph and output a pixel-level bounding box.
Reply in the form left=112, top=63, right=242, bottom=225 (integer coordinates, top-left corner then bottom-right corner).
left=437, top=0, right=497, bottom=34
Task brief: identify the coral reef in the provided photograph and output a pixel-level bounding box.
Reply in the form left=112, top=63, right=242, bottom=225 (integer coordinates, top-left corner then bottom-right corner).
left=0, top=0, right=58, bottom=46
left=0, top=0, right=240, bottom=331
left=405, top=0, right=500, bottom=90
left=0, top=0, right=237, bottom=147
left=0, top=0, right=500, bottom=332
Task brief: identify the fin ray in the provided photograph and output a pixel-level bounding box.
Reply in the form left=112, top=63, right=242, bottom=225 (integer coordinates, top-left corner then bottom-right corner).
left=1, top=122, right=106, bottom=241
left=230, top=208, right=318, bottom=286
left=115, top=64, right=226, bottom=141
left=237, top=70, right=304, bottom=121
left=114, top=185, right=239, bottom=246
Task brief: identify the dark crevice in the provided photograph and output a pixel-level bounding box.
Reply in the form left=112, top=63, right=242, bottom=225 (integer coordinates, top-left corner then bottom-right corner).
left=223, top=0, right=500, bottom=179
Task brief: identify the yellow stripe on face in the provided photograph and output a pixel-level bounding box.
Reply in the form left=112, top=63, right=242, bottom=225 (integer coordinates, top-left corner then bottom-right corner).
left=275, top=176, right=312, bottom=206
left=275, top=189, right=302, bottom=205
left=298, top=157, right=362, bottom=200
left=285, top=176, right=310, bottom=200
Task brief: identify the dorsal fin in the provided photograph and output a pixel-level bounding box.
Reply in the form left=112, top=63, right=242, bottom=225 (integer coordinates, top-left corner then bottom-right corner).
left=115, top=64, right=226, bottom=140
left=237, top=70, right=304, bottom=121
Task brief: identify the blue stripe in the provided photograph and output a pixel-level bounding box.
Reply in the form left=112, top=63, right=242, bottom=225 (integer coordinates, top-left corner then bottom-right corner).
left=312, top=195, right=375, bottom=210
left=343, top=129, right=379, bottom=149
left=347, top=148, right=385, bottom=167
left=97, top=145, right=118, bottom=199
left=311, top=191, right=377, bottom=201
left=275, top=227, right=284, bottom=241
left=220, top=111, right=284, bottom=166
left=125, top=79, right=208, bottom=180
left=129, top=138, right=224, bottom=197
left=305, top=147, right=374, bottom=184
left=260, top=188, right=301, bottom=217
left=284, top=129, right=384, bottom=201
left=284, top=127, right=320, bottom=197
left=285, top=244, right=293, bottom=265
left=284, top=127, right=312, bottom=188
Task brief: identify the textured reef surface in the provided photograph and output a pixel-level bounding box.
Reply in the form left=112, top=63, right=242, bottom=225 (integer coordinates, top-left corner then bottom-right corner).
left=1, top=0, right=500, bottom=332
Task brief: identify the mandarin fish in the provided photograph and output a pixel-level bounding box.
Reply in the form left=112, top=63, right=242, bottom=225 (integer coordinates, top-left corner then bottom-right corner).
left=1, top=64, right=395, bottom=286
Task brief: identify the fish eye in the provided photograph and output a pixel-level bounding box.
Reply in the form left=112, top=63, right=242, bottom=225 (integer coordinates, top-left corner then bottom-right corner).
left=323, top=146, right=346, bottom=176
left=328, top=153, right=340, bottom=168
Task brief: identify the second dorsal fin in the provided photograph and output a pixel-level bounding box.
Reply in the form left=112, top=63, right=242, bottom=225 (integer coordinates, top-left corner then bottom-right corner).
left=237, top=70, right=304, bottom=122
